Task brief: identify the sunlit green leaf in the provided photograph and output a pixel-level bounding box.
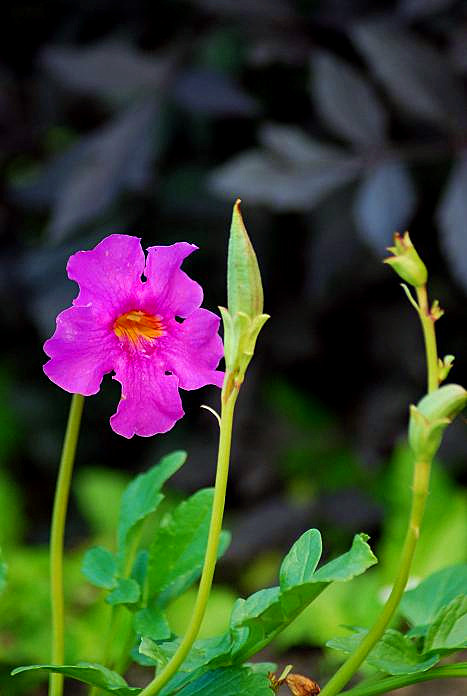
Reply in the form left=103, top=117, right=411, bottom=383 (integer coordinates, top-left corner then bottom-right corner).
left=82, top=546, right=117, bottom=590
left=327, top=628, right=439, bottom=675
left=11, top=663, right=140, bottom=695
left=106, top=577, right=140, bottom=606
left=400, top=564, right=467, bottom=628
left=118, top=451, right=186, bottom=562
left=134, top=607, right=170, bottom=641
left=279, top=529, right=322, bottom=590
left=168, top=666, right=271, bottom=696
left=147, top=488, right=230, bottom=606
left=424, top=595, right=467, bottom=654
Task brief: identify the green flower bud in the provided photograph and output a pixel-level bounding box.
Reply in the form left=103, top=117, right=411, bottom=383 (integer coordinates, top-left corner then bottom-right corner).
left=221, top=200, right=269, bottom=397
left=409, top=384, right=467, bottom=459
left=227, top=199, right=264, bottom=317
left=384, top=232, right=428, bottom=288
left=438, top=355, right=455, bottom=383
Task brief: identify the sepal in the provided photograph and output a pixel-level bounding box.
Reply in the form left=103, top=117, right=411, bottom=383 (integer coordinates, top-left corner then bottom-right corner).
left=384, top=232, right=428, bottom=288
left=438, top=355, right=455, bottom=383
left=408, top=384, right=467, bottom=459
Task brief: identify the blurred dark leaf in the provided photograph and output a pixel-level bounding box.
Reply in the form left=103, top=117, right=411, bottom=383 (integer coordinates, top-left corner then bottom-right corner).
left=209, top=124, right=360, bottom=210
left=311, top=52, right=387, bottom=146
left=187, top=0, right=296, bottom=24
left=352, top=22, right=467, bottom=130
left=12, top=144, right=86, bottom=209
left=172, top=68, right=258, bottom=116
left=397, top=0, right=457, bottom=19
left=306, top=189, right=368, bottom=301
left=437, top=155, right=467, bottom=293
left=353, top=160, right=416, bottom=254
left=46, top=99, right=160, bottom=241
left=449, top=27, right=467, bottom=73
left=41, top=40, right=173, bottom=102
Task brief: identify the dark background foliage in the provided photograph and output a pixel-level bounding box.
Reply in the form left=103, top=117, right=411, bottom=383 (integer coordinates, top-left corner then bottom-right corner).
left=0, top=0, right=466, bottom=690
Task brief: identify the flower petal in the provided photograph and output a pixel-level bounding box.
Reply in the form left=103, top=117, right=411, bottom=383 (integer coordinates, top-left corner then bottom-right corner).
left=159, top=309, right=224, bottom=390
left=143, top=243, right=203, bottom=318
left=67, top=234, right=145, bottom=315
left=110, top=355, right=184, bottom=438
left=43, top=306, right=118, bottom=395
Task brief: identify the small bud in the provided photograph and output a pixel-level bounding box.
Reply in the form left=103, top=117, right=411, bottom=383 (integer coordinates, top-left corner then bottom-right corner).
left=430, top=300, right=444, bottom=321
left=383, top=232, right=428, bottom=288
left=438, top=355, right=455, bottom=383
left=409, top=384, right=467, bottom=459
left=227, top=199, right=264, bottom=317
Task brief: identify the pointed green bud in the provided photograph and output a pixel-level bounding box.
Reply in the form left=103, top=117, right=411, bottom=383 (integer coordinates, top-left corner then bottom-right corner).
left=408, top=383, right=467, bottom=459
left=438, top=355, right=455, bottom=383
left=383, top=232, right=428, bottom=288
left=221, top=200, right=269, bottom=398
left=228, top=199, right=264, bottom=317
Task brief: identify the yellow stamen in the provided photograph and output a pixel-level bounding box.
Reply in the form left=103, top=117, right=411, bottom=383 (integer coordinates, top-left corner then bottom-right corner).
left=113, top=310, right=164, bottom=344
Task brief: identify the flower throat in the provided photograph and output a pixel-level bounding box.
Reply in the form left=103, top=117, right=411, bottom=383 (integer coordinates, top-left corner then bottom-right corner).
left=113, top=310, right=164, bottom=345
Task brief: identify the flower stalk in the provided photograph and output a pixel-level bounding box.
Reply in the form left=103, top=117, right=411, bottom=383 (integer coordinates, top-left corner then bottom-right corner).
left=137, top=201, right=268, bottom=696
left=49, top=393, right=85, bottom=696
left=320, top=237, right=465, bottom=696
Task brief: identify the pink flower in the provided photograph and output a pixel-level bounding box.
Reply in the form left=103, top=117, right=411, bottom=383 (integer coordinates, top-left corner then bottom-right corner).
left=43, top=235, right=224, bottom=438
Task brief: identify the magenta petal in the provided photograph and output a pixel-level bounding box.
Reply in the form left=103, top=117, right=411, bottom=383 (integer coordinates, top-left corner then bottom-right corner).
left=144, top=243, right=203, bottom=318
left=160, top=309, right=224, bottom=390
left=43, top=306, right=118, bottom=395
left=110, top=356, right=184, bottom=438
left=67, top=234, right=145, bottom=314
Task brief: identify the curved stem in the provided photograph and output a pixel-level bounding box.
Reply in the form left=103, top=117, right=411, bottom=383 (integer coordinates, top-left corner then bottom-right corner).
left=339, top=662, right=467, bottom=696
left=49, top=394, right=85, bottom=696
left=138, top=386, right=238, bottom=696
left=320, top=283, right=440, bottom=696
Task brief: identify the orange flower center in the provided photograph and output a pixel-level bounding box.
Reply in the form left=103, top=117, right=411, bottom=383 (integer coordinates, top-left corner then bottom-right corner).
left=113, top=310, right=164, bottom=345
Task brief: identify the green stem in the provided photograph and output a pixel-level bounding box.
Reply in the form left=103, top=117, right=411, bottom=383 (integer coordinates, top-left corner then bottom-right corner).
left=137, top=384, right=238, bottom=696
left=339, top=662, right=467, bottom=696
left=415, top=285, right=439, bottom=394
left=49, top=394, right=85, bottom=696
left=89, top=498, right=147, bottom=696
left=320, top=284, right=440, bottom=696
left=319, top=456, right=431, bottom=696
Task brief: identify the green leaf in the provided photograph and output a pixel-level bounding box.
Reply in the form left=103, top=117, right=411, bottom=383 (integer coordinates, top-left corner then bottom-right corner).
left=246, top=661, right=277, bottom=675
left=230, top=532, right=377, bottom=662
left=279, top=529, right=322, bottom=590
left=424, top=594, right=467, bottom=654
left=147, top=488, right=230, bottom=606
left=139, top=637, right=172, bottom=669
left=400, top=564, right=467, bottom=628
left=327, top=628, right=439, bottom=675
left=11, top=663, right=140, bottom=695
left=169, top=666, right=271, bottom=696
left=150, top=532, right=376, bottom=696
left=134, top=607, right=171, bottom=640
left=82, top=546, right=117, bottom=589
left=0, top=547, right=7, bottom=595
left=312, top=533, right=377, bottom=582
left=131, top=549, right=149, bottom=587
left=118, top=451, right=187, bottom=559
left=106, top=578, right=140, bottom=606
